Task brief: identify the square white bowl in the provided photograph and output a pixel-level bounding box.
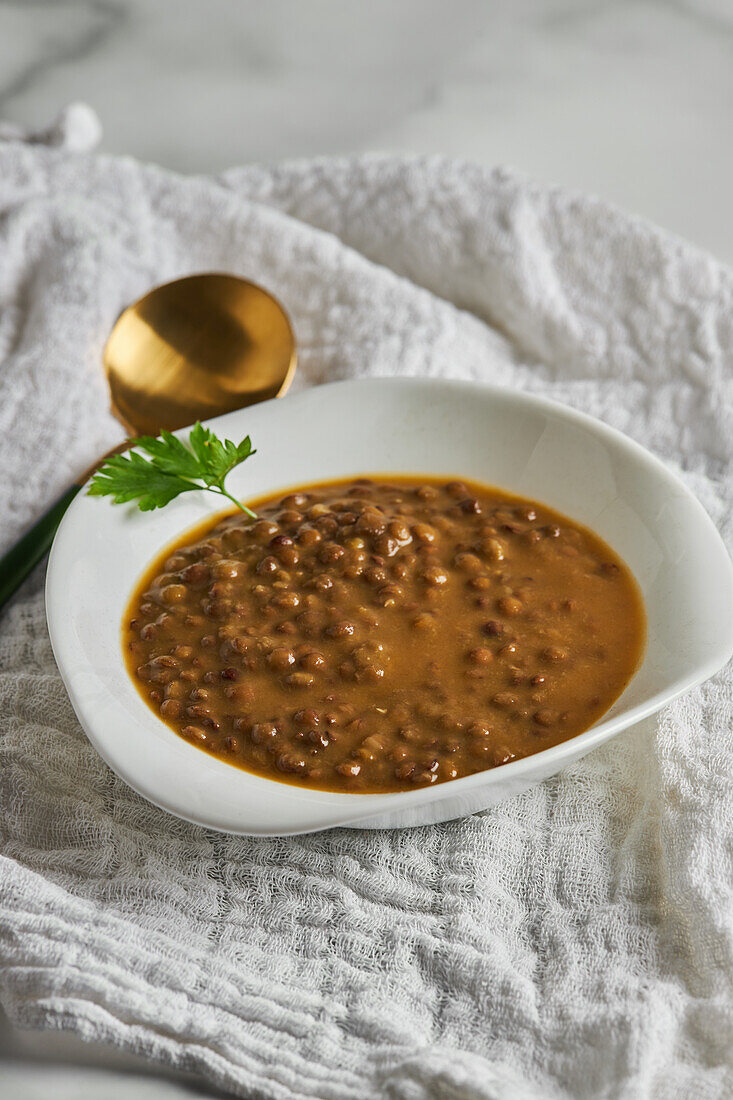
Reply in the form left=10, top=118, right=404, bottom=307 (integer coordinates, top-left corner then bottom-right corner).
left=46, top=378, right=733, bottom=834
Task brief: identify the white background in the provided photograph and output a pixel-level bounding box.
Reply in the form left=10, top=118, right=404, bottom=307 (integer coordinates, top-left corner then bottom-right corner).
left=1, top=1, right=730, bottom=1096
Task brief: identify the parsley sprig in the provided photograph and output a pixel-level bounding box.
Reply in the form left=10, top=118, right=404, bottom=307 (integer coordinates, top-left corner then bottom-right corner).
left=88, top=422, right=258, bottom=517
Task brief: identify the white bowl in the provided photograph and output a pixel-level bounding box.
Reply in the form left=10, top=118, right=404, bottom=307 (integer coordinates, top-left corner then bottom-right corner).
left=46, top=378, right=733, bottom=835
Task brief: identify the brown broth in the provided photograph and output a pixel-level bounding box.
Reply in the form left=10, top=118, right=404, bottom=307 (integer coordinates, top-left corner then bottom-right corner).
left=123, top=476, right=645, bottom=793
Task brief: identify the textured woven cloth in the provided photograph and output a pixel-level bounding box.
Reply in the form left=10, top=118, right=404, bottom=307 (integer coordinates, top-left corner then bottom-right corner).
left=0, top=111, right=732, bottom=1100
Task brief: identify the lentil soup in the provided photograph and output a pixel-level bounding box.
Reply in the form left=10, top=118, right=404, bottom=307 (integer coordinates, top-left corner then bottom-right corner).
left=124, top=477, right=645, bottom=793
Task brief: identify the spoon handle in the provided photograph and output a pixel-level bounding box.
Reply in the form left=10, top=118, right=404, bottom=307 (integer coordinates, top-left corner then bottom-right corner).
left=0, top=484, right=81, bottom=611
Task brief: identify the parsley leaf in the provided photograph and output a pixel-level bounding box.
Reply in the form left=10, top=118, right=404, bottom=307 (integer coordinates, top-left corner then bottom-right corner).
left=188, top=422, right=254, bottom=484
left=88, top=422, right=258, bottom=517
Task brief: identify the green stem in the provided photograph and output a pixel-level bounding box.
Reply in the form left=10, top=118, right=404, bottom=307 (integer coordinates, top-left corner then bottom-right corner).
left=213, top=485, right=257, bottom=519
left=0, top=484, right=81, bottom=612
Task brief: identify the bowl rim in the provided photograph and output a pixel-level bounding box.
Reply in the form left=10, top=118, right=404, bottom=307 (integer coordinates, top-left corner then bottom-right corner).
left=46, top=376, right=733, bottom=834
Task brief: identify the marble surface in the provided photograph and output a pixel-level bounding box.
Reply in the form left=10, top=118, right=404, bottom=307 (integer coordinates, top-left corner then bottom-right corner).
left=1, top=1, right=731, bottom=1097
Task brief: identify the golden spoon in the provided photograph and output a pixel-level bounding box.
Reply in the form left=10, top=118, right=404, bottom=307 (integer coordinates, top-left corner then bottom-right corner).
left=0, top=273, right=296, bottom=610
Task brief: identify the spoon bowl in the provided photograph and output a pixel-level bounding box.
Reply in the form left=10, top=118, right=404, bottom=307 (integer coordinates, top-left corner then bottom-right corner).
left=105, top=273, right=296, bottom=435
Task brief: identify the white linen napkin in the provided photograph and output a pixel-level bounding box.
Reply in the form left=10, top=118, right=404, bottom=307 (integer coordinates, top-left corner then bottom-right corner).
left=0, top=109, right=731, bottom=1100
